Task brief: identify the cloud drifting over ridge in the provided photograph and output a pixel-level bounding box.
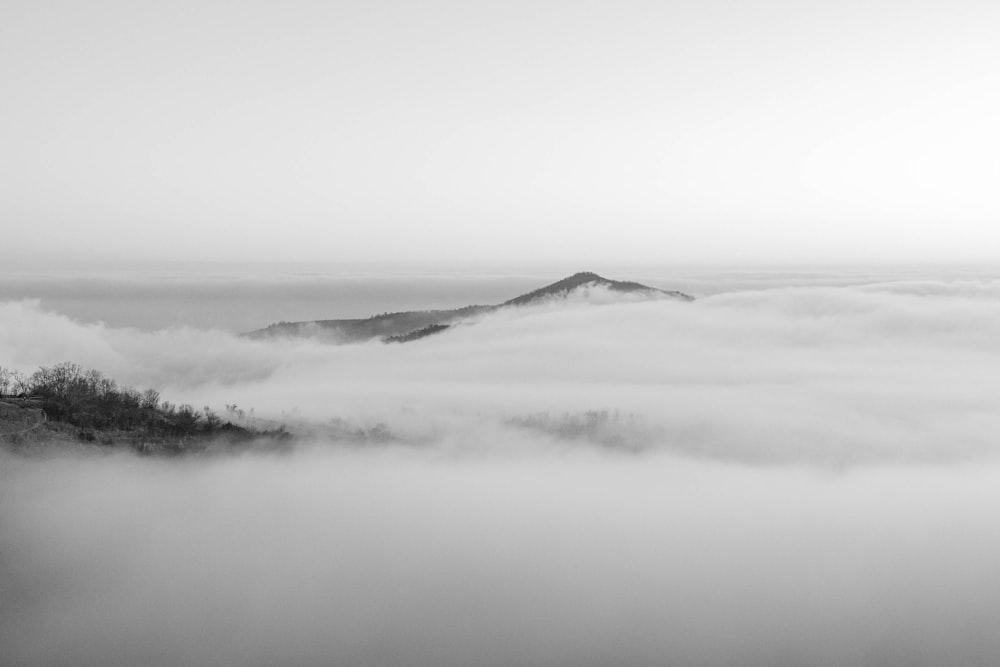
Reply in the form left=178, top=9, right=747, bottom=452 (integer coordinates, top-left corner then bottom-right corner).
left=2, top=280, right=999, bottom=463
left=4, top=280, right=1000, bottom=666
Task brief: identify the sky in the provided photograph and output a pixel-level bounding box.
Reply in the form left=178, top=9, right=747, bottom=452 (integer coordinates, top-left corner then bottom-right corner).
left=2, top=0, right=1000, bottom=265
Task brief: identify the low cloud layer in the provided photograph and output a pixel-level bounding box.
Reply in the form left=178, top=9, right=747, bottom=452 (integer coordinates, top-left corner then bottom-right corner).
left=3, top=279, right=1000, bottom=665
left=4, top=449, right=1000, bottom=666
left=2, top=279, right=999, bottom=463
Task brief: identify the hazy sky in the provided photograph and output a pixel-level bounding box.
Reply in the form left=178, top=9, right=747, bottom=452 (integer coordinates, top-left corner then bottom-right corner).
left=3, top=0, right=999, bottom=264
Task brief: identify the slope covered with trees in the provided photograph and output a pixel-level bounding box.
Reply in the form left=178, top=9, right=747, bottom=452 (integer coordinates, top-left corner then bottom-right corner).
left=0, top=362, right=287, bottom=452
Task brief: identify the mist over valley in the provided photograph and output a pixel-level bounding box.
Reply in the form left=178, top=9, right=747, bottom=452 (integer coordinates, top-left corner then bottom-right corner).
left=3, top=267, right=1000, bottom=666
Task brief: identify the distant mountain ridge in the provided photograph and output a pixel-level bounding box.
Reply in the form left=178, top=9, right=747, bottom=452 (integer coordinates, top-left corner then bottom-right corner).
left=247, top=272, right=693, bottom=343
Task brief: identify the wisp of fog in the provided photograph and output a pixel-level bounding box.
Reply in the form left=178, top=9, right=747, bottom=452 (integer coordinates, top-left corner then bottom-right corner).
left=3, top=278, right=1000, bottom=666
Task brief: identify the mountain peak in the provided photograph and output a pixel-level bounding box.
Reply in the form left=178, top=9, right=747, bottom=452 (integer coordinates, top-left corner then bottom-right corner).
left=502, top=271, right=690, bottom=307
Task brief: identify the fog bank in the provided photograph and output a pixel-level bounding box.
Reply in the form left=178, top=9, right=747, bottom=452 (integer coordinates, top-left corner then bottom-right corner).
left=3, top=448, right=1000, bottom=667
left=3, top=277, right=1000, bottom=664
left=2, top=279, right=999, bottom=464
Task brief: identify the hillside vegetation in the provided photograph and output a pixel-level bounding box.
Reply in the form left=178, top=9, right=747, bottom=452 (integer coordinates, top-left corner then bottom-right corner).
left=0, top=362, right=287, bottom=452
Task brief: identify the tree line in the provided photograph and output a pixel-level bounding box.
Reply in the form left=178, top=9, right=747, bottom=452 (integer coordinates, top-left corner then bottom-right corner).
left=0, top=362, right=267, bottom=439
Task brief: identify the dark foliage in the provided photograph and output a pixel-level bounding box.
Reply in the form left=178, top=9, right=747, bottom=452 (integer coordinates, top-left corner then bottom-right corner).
left=6, top=362, right=286, bottom=446
left=506, top=410, right=651, bottom=450
left=384, top=323, right=451, bottom=343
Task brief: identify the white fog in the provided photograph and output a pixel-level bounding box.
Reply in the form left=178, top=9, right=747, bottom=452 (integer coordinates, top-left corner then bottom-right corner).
left=3, top=273, right=1000, bottom=665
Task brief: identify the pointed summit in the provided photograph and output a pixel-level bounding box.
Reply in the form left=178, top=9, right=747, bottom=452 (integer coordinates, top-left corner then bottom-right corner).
left=502, top=272, right=692, bottom=306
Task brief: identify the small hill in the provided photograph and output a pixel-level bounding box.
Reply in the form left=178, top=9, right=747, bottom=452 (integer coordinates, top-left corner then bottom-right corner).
left=246, top=272, right=693, bottom=343
left=1, top=364, right=289, bottom=454
left=248, top=305, right=490, bottom=343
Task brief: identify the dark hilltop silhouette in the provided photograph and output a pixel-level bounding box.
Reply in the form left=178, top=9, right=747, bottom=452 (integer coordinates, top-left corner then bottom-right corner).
left=247, top=271, right=693, bottom=344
